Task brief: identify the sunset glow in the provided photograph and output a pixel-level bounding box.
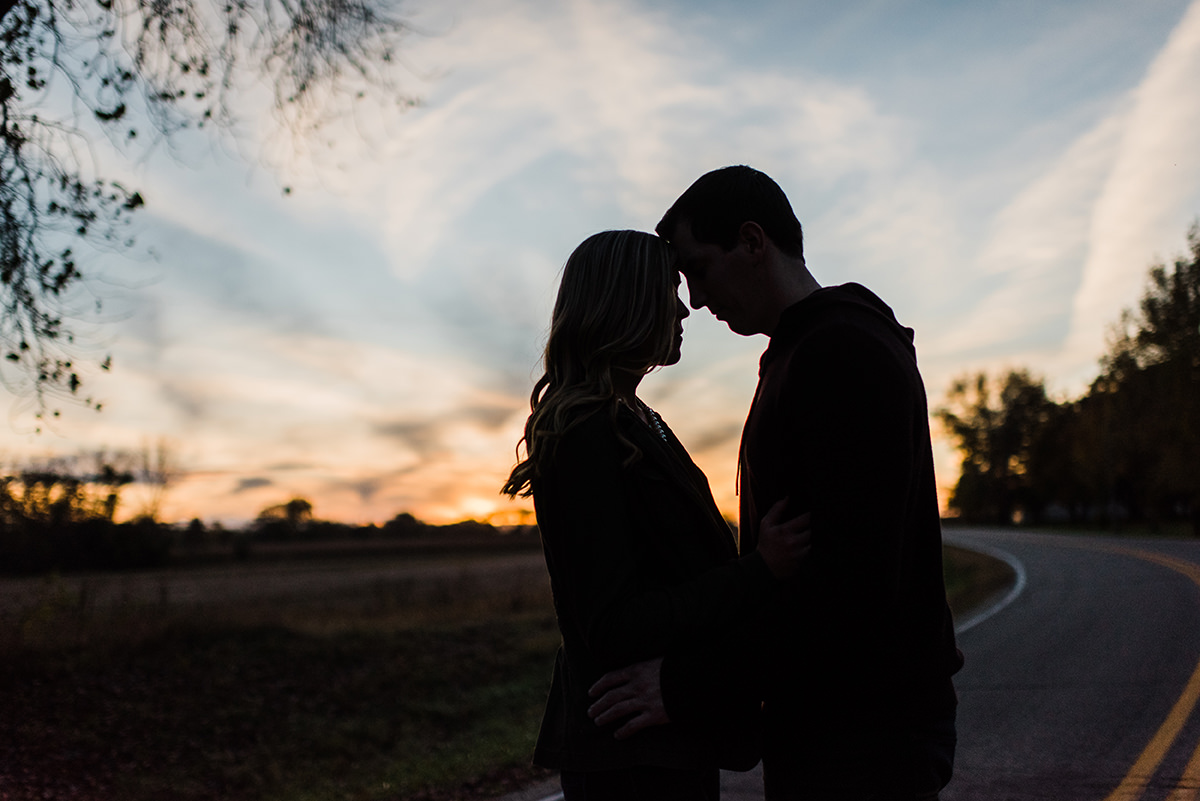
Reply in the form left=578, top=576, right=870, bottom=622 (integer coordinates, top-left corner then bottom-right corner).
left=3, top=0, right=1199, bottom=526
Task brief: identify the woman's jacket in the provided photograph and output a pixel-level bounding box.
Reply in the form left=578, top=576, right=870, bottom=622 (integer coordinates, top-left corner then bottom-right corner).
left=530, top=402, right=776, bottom=771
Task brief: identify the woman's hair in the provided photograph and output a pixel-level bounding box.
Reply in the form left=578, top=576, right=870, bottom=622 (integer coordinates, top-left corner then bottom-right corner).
left=501, top=230, right=676, bottom=498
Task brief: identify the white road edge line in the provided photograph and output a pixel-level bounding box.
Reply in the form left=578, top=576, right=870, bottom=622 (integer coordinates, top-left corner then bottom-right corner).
left=947, top=537, right=1028, bottom=635
left=530, top=539, right=1025, bottom=801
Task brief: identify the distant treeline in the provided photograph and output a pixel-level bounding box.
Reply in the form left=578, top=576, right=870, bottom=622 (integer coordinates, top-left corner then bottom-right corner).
left=0, top=473, right=531, bottom=576
left=939, top=223, right=1199, bottom=534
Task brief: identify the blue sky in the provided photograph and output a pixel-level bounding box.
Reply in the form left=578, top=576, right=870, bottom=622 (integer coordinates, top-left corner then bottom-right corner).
left=4, top=0, right=1199, bottom=525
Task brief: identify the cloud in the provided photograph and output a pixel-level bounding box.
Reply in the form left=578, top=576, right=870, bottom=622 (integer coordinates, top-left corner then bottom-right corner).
left=234, top=476, right=273, bottom=493
left=328, top=475, right=386, bottom=504
left=684, top=422, right=743, bottom=456
left=327, top=0, right=932, bottom=400
left=354, top=0, right=922, bottom=264
left=926, top=110, right=1127, bottom=362
left=374, top=399, right=523, bottom=463
left=887, top=0, right=1200, bottom=400
left=373, top=420, right=445, bottom=461
left=1064, top=0, right=1200, bottom=379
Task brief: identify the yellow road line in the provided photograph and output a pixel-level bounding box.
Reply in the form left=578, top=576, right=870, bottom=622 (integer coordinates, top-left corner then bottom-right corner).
left=1165, top=742, right=1200, bottom=801
left=1102, top=656, right=1200, bottom=801
left=1095, top=546, right=1200, bottom=801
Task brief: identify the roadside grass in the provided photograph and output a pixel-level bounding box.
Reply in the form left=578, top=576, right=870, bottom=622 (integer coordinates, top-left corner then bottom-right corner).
left=1, top=546, right=1010, bottom=801
left=1, top=570, right=560, bottom=801
left=943, top=543, right=1015, bottom=618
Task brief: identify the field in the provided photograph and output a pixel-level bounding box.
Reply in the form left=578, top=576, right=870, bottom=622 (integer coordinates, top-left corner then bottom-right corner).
left=0, top=541, right=1010, bottom=801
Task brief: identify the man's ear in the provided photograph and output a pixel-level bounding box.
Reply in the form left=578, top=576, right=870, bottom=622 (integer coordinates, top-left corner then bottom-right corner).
left=738, top=221, right=767, bottom=260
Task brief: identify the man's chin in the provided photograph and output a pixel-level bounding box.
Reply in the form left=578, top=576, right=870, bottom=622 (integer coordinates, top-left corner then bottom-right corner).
left=725, top=320, right=752, bottom=336
left=713, top=313, right=749, bottom=336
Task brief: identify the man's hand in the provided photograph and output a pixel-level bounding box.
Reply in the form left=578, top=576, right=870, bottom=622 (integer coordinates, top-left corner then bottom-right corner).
left=586, top=657, right=669, bottom=739
left=756, top=498, right=812, bottom=579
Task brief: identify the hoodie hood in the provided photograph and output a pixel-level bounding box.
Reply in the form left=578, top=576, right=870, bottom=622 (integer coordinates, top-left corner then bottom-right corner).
left=768, top=282, right=916, bottom=359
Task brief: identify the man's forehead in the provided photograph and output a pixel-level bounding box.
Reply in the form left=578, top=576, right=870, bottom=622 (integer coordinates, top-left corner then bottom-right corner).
left=667, top=224, right=703, bottom=255
left=673, top=235, right=715, bottom=268
left=674, top=250, right=701, bottom=273
left=669, top=218, right=697, bottom=244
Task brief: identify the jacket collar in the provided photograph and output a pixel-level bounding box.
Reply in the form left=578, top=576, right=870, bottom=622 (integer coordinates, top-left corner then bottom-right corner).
left=762, top=282, right=914, bottom=373
left=614, top=403, right=735, bottom=548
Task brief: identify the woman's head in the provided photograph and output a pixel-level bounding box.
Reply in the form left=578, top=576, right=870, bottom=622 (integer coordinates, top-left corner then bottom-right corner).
left=546, top=229, right=683, bottom=383
left=501, top=230, right=684, bottom=498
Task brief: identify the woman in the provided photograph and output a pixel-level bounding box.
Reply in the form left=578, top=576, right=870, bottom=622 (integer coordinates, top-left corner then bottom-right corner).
left=502, top=230, right=807, bottom=800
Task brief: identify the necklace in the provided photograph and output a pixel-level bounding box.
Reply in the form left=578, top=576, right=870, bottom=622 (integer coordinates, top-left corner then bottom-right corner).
left=638, top=400, right=669, bottom=442
left=616, top=396, right=669, bottom=442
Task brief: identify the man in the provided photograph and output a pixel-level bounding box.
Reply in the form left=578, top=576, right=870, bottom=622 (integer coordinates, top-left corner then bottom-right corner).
left=588, top=165, right=963, bottom=799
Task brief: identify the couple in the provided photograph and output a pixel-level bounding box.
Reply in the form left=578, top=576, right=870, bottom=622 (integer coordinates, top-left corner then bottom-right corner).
left=502, top=166, right=963, bottom=801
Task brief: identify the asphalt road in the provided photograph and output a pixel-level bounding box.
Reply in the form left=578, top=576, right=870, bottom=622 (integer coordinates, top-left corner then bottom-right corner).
left=943, top=528, right=1200, bottom=801
left=505, top=528, right=1200, bottom=801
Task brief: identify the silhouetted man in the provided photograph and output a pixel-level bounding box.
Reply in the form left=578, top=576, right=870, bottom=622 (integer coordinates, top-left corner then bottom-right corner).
left=589, top=166, right=963, bottom=800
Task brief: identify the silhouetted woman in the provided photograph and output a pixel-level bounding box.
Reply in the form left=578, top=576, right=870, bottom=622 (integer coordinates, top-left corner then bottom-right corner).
left=502, top=230, right=806, bottom=801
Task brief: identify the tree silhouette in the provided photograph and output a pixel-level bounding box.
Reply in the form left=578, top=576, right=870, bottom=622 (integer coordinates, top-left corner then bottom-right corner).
left=1091, top=223, right=1200, bottom=532
left=1103, top=223, right=1200, bottom=377
left=0, top=0, right=418, bottom=416
left=936, top=369, right=1057, bottom=524
left=940, top=222, right=1200, bottom=533
left=256, top=496, right=313, bottom=538
left=0, top=452, right=168, bottom=573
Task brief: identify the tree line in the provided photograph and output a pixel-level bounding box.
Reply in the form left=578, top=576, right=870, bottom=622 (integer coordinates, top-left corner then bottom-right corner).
left=938, top=223, right=1200, bottom=534
left=0, top=458, right=530, bottom=575
left=0, top=448, right=172, bottom=573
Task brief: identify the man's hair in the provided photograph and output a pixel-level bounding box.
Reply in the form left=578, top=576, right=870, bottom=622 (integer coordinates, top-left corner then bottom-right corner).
left=656, top=165, right=804, bottom=259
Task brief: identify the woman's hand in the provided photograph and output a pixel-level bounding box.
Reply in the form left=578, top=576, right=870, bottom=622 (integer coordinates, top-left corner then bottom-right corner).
left=756, top=498, right=812, bottom=579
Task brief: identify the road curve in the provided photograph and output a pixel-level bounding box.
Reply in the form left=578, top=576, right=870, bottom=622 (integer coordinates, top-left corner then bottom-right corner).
left=944, top=528, right=1200, bottom=801
left=507, top=528, right=1200, bottom=801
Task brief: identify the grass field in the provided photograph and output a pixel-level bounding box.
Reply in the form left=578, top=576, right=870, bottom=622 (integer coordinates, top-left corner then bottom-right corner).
left=942, top=543, right=1016, bottom=616
left=0, top=544, right=1011, bottom=801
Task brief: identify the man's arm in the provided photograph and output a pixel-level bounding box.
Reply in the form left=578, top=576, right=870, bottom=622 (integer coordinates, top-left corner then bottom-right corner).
left=586, top=502, right=811, bottom=737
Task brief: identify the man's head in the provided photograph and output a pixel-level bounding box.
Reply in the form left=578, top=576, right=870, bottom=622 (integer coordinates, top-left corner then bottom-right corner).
left=655, top=165, right=804, bottom=260
left=657, top=166, right=811, bottom=337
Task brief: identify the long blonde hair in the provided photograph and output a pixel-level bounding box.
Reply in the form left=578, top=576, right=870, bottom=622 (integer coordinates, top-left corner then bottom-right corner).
left=502, top=230, right=676, bottom=498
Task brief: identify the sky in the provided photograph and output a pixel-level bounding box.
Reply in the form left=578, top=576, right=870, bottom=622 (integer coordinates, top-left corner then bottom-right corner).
left=3, top=0, right=1200, bottom=526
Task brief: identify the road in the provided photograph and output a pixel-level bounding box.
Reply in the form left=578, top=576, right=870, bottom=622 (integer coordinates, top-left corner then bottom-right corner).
left=503, top=528, right=1200, bottom=801
left=943, top=528, right=1200, bottom=801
